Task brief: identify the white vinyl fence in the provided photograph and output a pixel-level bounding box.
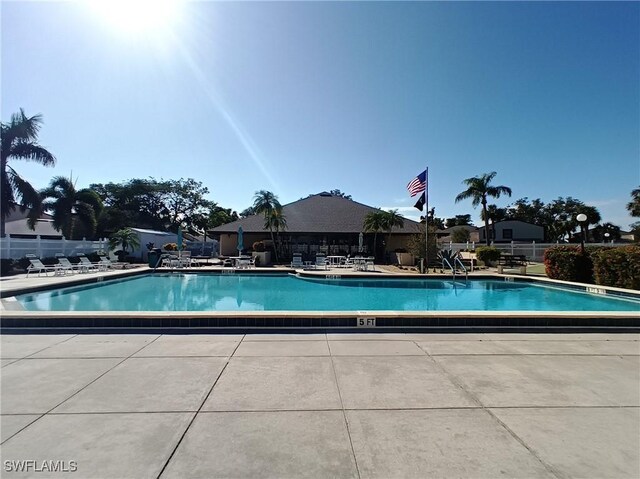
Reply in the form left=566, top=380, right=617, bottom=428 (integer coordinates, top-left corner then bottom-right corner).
left=439, top=241, right=619, bottom=262
left=0, top=235, right=109, bottom=260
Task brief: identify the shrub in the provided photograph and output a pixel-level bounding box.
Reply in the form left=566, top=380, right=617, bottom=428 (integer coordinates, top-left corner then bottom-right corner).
left=543, top=246, right=593, bottom=283
left=252, top=241, right=265, bottom=252
left=591, top=245, right=640, bottom=290
left=0, top=259, right=14, bottom=276
left=475, top=246, right=501, bottom=265
left=163, top=243, right=177, bottom=251
left=86, top=252, right=102, bottom=263
left=15, top=257, right=31, bottom=271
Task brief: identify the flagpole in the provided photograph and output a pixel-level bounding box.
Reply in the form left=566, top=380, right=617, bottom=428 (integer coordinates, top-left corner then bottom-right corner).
left=425, top=167, right=429, bottom=274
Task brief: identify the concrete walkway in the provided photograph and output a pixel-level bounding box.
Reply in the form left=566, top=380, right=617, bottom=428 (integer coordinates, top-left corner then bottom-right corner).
left=1, top=332, right=638, bottom=478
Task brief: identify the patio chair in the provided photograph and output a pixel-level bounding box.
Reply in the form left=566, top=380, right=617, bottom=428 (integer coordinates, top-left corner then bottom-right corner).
left=340, top=255, right=354, bottom=269
left=177, top=251, right=192, bottom=268
left=315, top=255, right=328, bottom=270
left=160, top=254, right=179, bottom=269
left=77, top=254, right=104, bottom=272
left=56, top=255, right=86, bottom=274
left=100, top=254, right=131, bottom=269
left=365, top=257, right=375, bottom=271
left=98, top=256, right=115, bottom=270
left=25, top=254, right=61, bottom=277
left=291, top=255, right=303, bottom=269
left=235, top=258, right=251, bottom=269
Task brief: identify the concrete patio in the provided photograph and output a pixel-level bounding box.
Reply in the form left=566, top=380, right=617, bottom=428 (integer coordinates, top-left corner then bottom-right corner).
left=1, top=332, right=638, bottom=478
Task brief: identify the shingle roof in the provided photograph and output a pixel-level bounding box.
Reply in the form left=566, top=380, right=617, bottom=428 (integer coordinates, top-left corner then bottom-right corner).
left=210, top=193, right=422, bottom=234
left=5, top=218, right=62, bottom=238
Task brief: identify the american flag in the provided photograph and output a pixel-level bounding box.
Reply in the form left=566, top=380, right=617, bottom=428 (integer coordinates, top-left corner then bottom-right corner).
left=407, top=170, right=427, bottom=197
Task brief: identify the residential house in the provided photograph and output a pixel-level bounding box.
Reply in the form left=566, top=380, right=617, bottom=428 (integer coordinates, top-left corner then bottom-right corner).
left=478, top=220, right=544, bottom=243
left=209, top=192, right=422, bottom=260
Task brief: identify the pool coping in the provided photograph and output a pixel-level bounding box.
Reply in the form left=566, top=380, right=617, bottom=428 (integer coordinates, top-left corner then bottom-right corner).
left=1, top=268, right=639, bottom=331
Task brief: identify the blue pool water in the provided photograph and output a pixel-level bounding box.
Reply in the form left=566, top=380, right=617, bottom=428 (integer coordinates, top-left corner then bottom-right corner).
left=16, top=274, right=640, bottom=312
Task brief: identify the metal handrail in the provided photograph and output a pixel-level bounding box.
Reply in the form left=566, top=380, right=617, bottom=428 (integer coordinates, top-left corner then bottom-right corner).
left=442, top=258, right=455, bottom=280
left=454, top=256, right=468, bottom=282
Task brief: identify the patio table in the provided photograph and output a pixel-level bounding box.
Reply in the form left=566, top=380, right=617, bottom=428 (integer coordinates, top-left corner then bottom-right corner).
left=326, top=255, right=346, bottom=267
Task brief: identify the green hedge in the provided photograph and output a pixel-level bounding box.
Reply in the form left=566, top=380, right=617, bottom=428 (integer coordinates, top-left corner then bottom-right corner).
left=543, top=246, right=594, bottom=283
left=544, top=245, right=640, bottom=289
left=475, top=246, right=501, bottom=264
left=591, top=245, right=640, bottom=290
left=0, top=259, right=13, bottom=276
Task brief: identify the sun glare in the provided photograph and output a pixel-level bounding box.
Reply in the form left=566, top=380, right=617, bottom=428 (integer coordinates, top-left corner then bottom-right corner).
left=89, top=0, right=180, bottom=33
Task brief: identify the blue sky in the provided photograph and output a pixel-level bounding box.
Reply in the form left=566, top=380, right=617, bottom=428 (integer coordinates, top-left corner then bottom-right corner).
left=2, top=1, right=639, bottom=227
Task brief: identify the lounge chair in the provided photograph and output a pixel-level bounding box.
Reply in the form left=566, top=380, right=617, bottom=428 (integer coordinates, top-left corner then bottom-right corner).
left=100, top=254, right=132, bottom=269
left=291, top=255, right=303, bottom=269
left=25, top=254, right=61, bottom=277
left=98, top=256, right=116, bottom=270
left=77, top=254, right=104, bottom=272
left=55, top=256, right=84, bottom=274
left=315, top=255, right=328, bottom=270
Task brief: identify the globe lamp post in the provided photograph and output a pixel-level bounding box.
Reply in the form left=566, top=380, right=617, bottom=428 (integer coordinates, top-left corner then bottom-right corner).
left=576, top=213, right=588, bottom=254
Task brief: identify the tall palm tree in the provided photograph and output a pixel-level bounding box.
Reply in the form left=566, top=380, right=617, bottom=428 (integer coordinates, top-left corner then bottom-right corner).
left=253, top=190, right=282, bottom=259
left=481, top=204, right=507, bottom=242
left=382, top=209, right=404, bottom=256
left=628, top=187, right=640, bottom=218
left=265, top=208, right=287, bottom=261
left=363, top=210, right=386, bottom=259
left=1, top=109, right=56, bottom=237
left=455, top=172, right=512, bottom=246
left=41, top=176, right=103, bottom=239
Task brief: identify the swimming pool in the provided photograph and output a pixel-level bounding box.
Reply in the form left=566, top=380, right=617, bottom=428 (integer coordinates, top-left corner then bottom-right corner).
left=15, top=273, right=640, bottom=312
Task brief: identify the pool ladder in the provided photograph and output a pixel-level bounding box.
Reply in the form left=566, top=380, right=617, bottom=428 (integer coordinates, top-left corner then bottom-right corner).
left=442, top=257, right=468, bottom=282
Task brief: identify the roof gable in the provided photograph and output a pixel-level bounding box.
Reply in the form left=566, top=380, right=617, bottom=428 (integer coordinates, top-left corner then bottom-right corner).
left=210, top=194, right=421, bottom=234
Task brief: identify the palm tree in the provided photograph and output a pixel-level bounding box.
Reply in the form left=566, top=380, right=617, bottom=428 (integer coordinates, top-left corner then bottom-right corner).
left=363, top=210, right=386, bottom=259
left=1, top=109, right=56, bottom=237
left=253, top=190, right=282, bottom=259
left=108, top=228, right=141, bottom=259
left=481, top=204, right=507, bottom=242
left=628, top=187, right=640, bottom=218
left=41, top=176, right=103, bottom=239
left=265, top=208, right=287, bottom=261
left=455, top=172, right=512, bottom=246
left=382, top=209, right=404, bottom=258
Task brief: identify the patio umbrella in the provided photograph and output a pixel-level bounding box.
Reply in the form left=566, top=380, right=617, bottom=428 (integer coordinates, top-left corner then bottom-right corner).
left=358, top=232, right=364, bottom=253
left=237, top=226, right=244, bottom=254
left=177, top=226, right=183, bottom=252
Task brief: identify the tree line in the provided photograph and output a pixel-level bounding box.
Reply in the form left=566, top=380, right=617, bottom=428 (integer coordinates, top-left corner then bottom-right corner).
left=2, top=109, right=639, bottom=245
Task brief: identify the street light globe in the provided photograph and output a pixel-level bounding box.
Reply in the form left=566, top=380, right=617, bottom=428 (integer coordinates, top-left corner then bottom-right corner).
left=576, top=213, right=587, bottom=223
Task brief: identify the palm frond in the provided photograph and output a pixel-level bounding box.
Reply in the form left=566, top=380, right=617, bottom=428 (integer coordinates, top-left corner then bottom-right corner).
left=9, top=142, right=56, bottom=166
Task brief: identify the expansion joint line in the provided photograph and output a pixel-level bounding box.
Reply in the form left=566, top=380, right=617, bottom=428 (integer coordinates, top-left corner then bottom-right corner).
left=413, top=341, right=564, bottom=479
left=327, top=340, right=362, bottom=479
left=0, top=333, right=163, bottom=446
left=155, top=334, right=245, bottom=479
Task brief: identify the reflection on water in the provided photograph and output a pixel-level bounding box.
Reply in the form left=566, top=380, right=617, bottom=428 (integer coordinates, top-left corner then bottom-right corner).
left=17, top=274, right=640, bottom=312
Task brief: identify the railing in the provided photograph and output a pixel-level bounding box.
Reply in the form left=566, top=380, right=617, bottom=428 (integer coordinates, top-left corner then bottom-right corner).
left=442, top=256, right=468, bottom=282
left=438, top=241, right=620, bottom=262
left=0, top=235, right=109, bottom=260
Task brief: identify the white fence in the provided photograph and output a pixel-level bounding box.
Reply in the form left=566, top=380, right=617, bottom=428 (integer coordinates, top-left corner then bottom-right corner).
left=0, top=235, right=109, bottom=260
left=439, top=241, right=619, bottom=262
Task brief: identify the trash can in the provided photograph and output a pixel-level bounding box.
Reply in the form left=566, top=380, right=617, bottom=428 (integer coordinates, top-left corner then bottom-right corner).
left=148, top=248, right=162, bottom=268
